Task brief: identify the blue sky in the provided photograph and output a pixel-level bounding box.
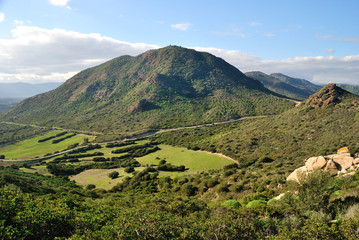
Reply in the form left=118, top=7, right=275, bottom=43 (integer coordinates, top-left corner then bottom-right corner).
left=0, top=0, right=358, bottom=84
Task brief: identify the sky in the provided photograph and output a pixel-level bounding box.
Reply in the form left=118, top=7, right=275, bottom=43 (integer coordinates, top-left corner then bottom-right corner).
left=0, top=0, right=358, bottom=85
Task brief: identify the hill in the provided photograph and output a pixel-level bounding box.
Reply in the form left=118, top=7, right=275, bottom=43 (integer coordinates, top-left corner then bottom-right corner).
left=0, top=98, right=23, bottom=113
left=0, top=46, right=294, bottom=137
left=0, top=82, right=62, bottom=98
left=338, top=84, right=359, bottom=96
left=154, top=84, right=359, bottom=176
left=245, top=71, right=321, bottom=100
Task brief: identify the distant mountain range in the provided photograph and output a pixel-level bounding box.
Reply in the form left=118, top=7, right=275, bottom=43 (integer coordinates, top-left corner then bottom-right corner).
left=0, top=82, right=62, bottom=99
left=338, top=84, right=359, bottom=96
left=0, top=46, right=294, bottom=136
left=0, top=82, right=62, bottom=112
left=245, top=71, right=359, bottom=100
left=245, top=71, right=321, bottom=101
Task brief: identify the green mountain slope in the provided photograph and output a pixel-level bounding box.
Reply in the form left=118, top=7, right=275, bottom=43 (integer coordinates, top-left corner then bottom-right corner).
left=0, top=46, right=294, bottom=136
left=154, top=84, right=359, bottom=174
left=338, top=84, right=359, bottom=96
left=246, top=71, right=321, bottom=100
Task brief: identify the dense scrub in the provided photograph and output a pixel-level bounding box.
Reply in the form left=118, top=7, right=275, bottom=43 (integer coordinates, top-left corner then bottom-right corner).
left=1, top=168, right=359, bottom=239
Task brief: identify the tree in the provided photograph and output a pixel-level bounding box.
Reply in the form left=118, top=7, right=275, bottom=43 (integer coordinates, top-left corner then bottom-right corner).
left=86, top=184, right=96, bottom=190
left=109, top=171, right=120, bottom=179
left=124, top=167, right=135, bottom=173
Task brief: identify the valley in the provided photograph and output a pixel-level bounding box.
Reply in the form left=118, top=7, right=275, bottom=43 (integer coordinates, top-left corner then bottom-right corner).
left=1, top=47, right=359, bottom=239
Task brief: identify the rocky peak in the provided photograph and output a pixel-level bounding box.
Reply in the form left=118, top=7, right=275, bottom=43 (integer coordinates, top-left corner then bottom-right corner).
left=287, top=147, right=359, bottom=183
left=305, top=84, right=344, bottom=109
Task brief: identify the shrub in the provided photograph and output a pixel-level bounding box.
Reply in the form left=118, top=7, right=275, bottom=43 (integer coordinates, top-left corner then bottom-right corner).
left=124, top=167, right=135, bottom=173
left=0, top=155, right=5, bottom=159
left=108, top=171, right=120, bottom=179
left=221, top=200, right=241, bottom=209
left=246, top=199, right=267, bottom=208
left=86, top=184, right=96, bottom=190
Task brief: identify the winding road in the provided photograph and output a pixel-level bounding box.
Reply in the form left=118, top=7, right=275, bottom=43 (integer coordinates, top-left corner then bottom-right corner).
left=0, top=115, right=273, bottom=162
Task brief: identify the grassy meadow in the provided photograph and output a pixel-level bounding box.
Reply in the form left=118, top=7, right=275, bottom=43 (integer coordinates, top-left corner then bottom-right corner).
left=0, top=130, right=94, bottom=159
left=137, top=144, right=234, bottom=173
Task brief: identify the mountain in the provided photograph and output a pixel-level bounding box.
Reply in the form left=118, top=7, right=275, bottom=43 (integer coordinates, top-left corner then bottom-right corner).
left=0, top=82, right=62, bottom=99
left=0, top=98, right=23, bottom=113
left=245, top=71, right=321, bottom=100
left=0, top=46, right=294, bottom=136
left=338, top=84, right=359, bottom=96
left=155, top=84, right=359, bottom=171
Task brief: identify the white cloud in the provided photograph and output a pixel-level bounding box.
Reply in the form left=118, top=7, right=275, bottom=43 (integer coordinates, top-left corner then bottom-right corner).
left=14, top=20, right=24, bottom=25
left=170, top=22, right=191, bottom=31
left=0, top=26, right=158, bottom=83
left=250, top=22, right=262, bottom=27
left=194, top=47, right=359, bottom=85
left=264, top=33, right=275, bottom=37
left=325, top=48, right=335, bottom=54
left=316, top=34, right=359, bottom=44
left=0, top=12, right=5, bottom=23
left=49, top=0, right=70, bottom=6
left=0, top=25, right=358, bottom=85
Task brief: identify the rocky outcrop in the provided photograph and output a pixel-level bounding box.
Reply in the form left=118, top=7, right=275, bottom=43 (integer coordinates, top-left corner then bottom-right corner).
left=305, top=84, right=344, bottom=109
left=287, top=147, right=359, bottom=182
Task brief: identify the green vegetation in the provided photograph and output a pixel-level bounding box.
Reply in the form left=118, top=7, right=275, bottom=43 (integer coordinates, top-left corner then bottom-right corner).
left=1, top=56, right=359, bottom=238
left=0, top=46, right=294, bottom=137
left=137, top=145, right=234, bottom=173
left=0, top=122, right=48, bottom=145
left=153, top=85, right=359, bottom=184
left=338, top=84, right=359, bottom=96
left=1, top=163, right=359, bottom=239
left=246, top=71, right=321, bottom=100
left=0, top=130, right=92, bottom=159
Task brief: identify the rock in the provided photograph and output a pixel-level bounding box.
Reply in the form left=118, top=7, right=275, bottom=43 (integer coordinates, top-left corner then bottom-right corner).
left=332, top=155, right=354, bottom=170
left=305, top=156, right=327, bottom=171
left=287, top=166, right=308, bottom=183
left=338, top=147, right=350, bottom=154
left=342, top=171, right=356, bottom=177
left=324, top=160, right=338, bottom=176
left=274, top=193, right=286, bottom=200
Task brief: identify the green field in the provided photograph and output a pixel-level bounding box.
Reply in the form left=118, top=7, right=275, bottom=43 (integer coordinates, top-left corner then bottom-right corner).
left=20, top=165, right=52, bottom=176
left=0, top=130, right=94, bottom=159
left=70, top=167, right=145, bottom=189
left=137, top=144, right=234, bottom=174
left=69, top=144, right=234, bottom=189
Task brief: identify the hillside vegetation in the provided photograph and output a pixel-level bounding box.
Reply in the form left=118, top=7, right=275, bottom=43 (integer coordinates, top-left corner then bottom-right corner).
left=0, top=46, right=294, bottom=136
left=246, top=71, right=321, bottom=100
left=153, top=84, right=359, bottom=181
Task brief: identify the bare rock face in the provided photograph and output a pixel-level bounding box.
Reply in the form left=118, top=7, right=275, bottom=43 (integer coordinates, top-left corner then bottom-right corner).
left=287, top=147, right=359, bottom=183
left=324, top=160, right=339, bottom=176
left=332, top=155, right=354, bottom=171
left=286, top=166, right=308, bottom=182
left=305, top=156, right=327, bottom=171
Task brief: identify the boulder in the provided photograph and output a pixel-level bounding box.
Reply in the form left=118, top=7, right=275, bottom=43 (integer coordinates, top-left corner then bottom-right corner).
left=305, top=156, right=327, bottom=171
left=324, top=160, right=338, bottom=176
left=332, top=155, right=354, bottom=170
left=353, top=158, right=359, bottom=165
left=287, top=166, right=308, bottom=183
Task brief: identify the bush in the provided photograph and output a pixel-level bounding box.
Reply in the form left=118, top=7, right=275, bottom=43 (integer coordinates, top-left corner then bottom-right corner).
left=108, top=171, right=119, bottom=179
left=86, top=184, right=96, bottom=190
left=221, top=200, right=241, bottom=209
left=246, top=199, right=267, bottom=208
left=124, top=167, right=135, bottom=173
left=0, top=155, right=5, bottom=159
